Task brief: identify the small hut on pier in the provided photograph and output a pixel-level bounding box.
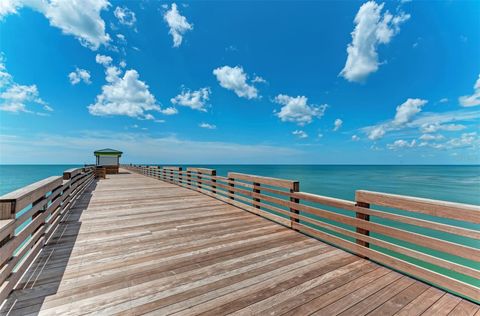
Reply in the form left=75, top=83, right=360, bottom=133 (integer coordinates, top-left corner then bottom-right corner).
left=94, top=148, right=122, bottom=174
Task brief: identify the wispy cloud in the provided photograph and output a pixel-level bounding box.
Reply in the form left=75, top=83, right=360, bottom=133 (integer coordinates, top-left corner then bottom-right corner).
left=459, top=74, right=480, bottom=107
left=114, top=6, right=136, bottom=27
left=292, top=130, right=308, bottom=138
left=171, top=87, right=210, bottom=112
left=387, top=139, right=416, bottom=150
left=199, top=122, right=216, bottom=129
left=0, top=55, right=52, bottom=114
left=0, top=131, right=302, bottom=164
left=333, top=118, right=343, bottom=131
left=363, top=98, right=427, bottom=140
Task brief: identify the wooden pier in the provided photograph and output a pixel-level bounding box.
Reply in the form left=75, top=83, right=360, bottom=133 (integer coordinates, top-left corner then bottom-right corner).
left=0, top=166, right=478, bottom=315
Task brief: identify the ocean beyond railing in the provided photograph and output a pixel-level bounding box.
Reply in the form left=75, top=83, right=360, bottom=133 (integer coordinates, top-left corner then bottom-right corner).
left=123, top=164, right=480, bottom=303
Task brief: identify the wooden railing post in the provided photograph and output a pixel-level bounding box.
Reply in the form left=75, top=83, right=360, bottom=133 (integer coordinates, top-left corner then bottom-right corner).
left=253, top=182, right=261, bottom=209
left=32, top=195, right=47, bottom=235
left=187, top=170, right=191, bottom=187
left=290, top=182, right=300, bottom=230
left=355, top=200, right=370, bottom=250
left=47, top=183, right=64, bottom=233
left=228, top=177, right=235, bottom=200
left=178, top=167, right=183, bottom=184
left=211, top=170, right=217, bottom=194
left=198, top=172, right=202, bottom=190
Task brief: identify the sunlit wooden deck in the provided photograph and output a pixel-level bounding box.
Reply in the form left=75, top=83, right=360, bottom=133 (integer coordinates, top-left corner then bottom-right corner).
left=0, top=170, right=477, bottom=315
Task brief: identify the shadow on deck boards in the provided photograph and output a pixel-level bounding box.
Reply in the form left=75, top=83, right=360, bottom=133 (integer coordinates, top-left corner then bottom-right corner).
left=0, top=181, right=97, bottom=316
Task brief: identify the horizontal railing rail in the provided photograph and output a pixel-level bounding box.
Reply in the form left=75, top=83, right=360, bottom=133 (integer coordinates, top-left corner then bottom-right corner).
left=0, top=167, right=95, bottom=302
left=123, top=164, right=480, bottom=303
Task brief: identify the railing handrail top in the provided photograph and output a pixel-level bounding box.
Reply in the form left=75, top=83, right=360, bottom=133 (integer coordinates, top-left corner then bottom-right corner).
left=356, top=190, right=480, bottom=224
left=0, top=176, right=62, bottom=203
left=227, top=172, right=299, bottom=189
left=162, top=166, right=181, bottom=170
left=294, top=191, right=355, bottom=206
left=356, top=190, right=480, bottom=209
left=186, top=167, right=215, bottom=174
left=63, top=167, right=82, bottom=173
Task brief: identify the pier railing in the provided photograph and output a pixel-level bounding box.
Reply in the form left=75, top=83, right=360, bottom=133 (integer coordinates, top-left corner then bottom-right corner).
left=124, top=164, right=480, bottom=302
left=0, top=167, right=94, bottom=302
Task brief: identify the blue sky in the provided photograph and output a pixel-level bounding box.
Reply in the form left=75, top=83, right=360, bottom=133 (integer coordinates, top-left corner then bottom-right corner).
left=0, top=0, right=479, bottom=164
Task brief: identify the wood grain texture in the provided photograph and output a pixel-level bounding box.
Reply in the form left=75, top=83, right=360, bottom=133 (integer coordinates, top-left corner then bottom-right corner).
left=0, top=168, right=476, bottom=315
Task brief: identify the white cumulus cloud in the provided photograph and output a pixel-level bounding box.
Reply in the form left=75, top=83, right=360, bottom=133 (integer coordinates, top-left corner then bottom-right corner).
left=292, top=130, right=308, bottom=139
left=0, top=55, right=51, bottom=114
left=333, top=118, right=343, bottom=131
left=213, top=66, right=259, bottom=99
left=393, top=98, right=427, bottom=125
left=0, top=0, right=110, bottom=50
left=88, top=59, right=164, bottom=120
left=340, top=1, right=410, bottom=82
left=163, top=3, right=192, bottom=47
left=171, top=87, right=210, bottom=112
left=367, top=125, right=386, bottom=140
left=274, top=94, right=327, bottom=126
left=459, top=74, right=480, bottom=107
left=95, top=54, right=113, bottom=66
left=68, top=68, right=91, bottom=85
left=161, top=107, right=178, bottom=115
left=352, top=134, right=360, bottom=141
left=114, top=6, right=136, bottom=27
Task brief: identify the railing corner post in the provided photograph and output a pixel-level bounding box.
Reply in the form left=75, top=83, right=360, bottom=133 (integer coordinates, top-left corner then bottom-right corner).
left=253, top=182, right=261, bottom=209
left=186, top=170, right=191, bottom=187
left=178, top=167, right=183, bottom=184
left=228, top=177, right=235, bottom=200
left=0, top=201, right=15, bottom=246
left=355, top=198, right=370, bottom=258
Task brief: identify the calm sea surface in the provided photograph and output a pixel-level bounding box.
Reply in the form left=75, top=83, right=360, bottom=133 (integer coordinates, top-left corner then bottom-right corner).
left=3, top=165, right=478, bottom=204
left=1, top=164, right=479, bottom=294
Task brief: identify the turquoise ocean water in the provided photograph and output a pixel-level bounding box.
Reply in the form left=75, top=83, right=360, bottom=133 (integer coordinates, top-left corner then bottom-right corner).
left=1, top=165, right=479, bottom=205
left=1, top=164, right=479, bottom=299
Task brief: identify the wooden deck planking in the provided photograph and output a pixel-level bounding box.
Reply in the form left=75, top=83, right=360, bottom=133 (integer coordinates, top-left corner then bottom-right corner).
left=0, top=170, right=477, bottom=315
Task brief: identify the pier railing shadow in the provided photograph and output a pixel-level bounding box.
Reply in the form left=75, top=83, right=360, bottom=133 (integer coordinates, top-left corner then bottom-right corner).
left=0, top=168, right=96, bottom=315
